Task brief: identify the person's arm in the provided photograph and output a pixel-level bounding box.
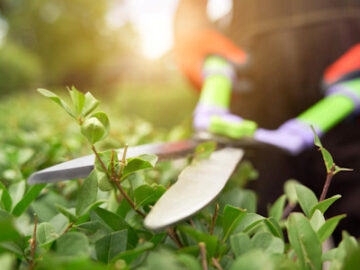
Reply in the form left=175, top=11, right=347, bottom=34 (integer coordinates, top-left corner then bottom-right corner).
left=254, top=44, right=360, bottom=155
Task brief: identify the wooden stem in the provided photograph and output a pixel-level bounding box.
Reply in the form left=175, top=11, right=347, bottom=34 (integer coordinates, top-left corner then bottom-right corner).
left=211, top=258, right=223, bottom=270
left=29, top=214, right=38, bottom=270
left=320, top=165, right=335, bottom=202
left=210, top=203, right=219, bottom=235
left=166, top=227, right=184, bottom=248
left=199, top=242, right=208, bottom=270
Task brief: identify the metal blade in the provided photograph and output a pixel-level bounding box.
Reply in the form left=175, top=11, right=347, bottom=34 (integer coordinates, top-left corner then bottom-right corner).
left=144, top=147, right=244, bottom=231
left=28, top=140, right=198, bottom=185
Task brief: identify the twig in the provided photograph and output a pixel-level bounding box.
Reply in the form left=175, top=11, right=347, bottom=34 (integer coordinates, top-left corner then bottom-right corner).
left=62, top=222, right=74, bottom=235
left=117, top=144, right=128, bottom=179
left=320, top=165, right=335, bottom=201
left=166, top=227, right=184, bottom=248
left=91, top=144, right=145, bottom=217
left=282, top=202, right=296, bottom=219
left=189, top=219, right=195, bottom=228
left=110, top=150, right=116, bottom=178
left=210, top=203, right=219, bottom=235
left=211, top=258, right=223, bottom=270
left=199, top=242, right=208, bottom=270
left=29, top=214, right=38, bottom=270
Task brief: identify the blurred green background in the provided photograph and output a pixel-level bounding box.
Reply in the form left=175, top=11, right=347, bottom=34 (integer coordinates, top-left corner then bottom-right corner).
left=0, top=0, right=198, bottom=133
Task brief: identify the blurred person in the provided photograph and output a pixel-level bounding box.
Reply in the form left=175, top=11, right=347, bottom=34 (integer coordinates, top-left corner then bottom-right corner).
left=174, top=0, right=360, bottom=242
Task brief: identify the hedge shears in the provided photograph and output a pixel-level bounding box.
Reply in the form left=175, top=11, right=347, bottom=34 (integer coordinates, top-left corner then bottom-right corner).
left=28, top=55, right=360, bottom=230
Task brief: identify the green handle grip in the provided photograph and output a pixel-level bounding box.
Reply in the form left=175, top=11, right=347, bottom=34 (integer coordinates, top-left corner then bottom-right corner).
left=209, top=116, right=257, bottom=138
left=297, top=79, right=360, bottom=132
left=199, top=56, right=233, bottom=108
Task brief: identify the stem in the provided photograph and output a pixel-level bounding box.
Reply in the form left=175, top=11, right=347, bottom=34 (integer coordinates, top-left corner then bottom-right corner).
left=199, top=242, right=208, bottom=270
left=166, top=227, right=184, bottom=248
left=211, top=258, right=223, bottom=270
left=117, top=144, right=128, bottom=179
left=29, top=214, right=38, bottom=270
left=210, top=203, right=219, bottom=235
left=63, top=222, right=74, bottom=235
left=320, top=165, right=336, bottom=201
left=91, top=144, right=145, bottom=217
left=282, top=202, right=296, bottom=220
left=111, top=150, right=115, bottom=178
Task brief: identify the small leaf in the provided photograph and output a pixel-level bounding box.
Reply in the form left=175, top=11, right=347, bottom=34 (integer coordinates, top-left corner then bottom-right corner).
left=83, top=92, right=100, bottom=117
left=36, top=222, right=59, bottom=247
left=334, top=165, right=353, bottom=175
left=178, top=226, right=218, bottom=258
left=81, top=112, right=110, bottom=144
left=287, top=213, right=322, bottom=270
left=68, top=86, right=86, bottom=117
left=134, top=184, right=166, bottom=208
left=95, top=230, right=127, bottom=263
left=98, top=173, right=113, bottom=191
left=37, top=88, right=75, bottom=118
left=91, top=207, right=138, bottom=248
left=194, top=141, right=217, bottom=160
left=317, top=214, right=346, bottom=243
left=76, top=171, right=98, bottom=216
left=230, top=232, right=251, bottom=257
left=55, top=232, right=89, bottom=257
left=111, top=242, right=154, bottom=264
left=56, top=205, right=77, bottom=223
left=0, top=182, right=12, bottom=212
left=251, top=231, right=284, bottom=254
left=310, top=194, right=341, bottom=216
left=284, top=179, right=299, bottom=204
left=0, top=211, right=20, bottom=242
left=310, top=209, right=325, bottom=232
left=264, top=217, right=283, bottom=239
left=295, top=184, right=318, bottom=217
left=269, top=195, right=286, bottom=222
left=12, top=184, right=46, bottom=217
left=222, top=205, right=247, bottom=241
left=234, top=213, right=265, bottom=234
left=311, top=126, right=334, bottom=173
left=8, top=181, right=25, bottom=208
left=122, top=154, right=158, bottom=180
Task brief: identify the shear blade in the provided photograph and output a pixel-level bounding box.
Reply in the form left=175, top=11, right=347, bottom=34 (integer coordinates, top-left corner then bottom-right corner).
left=144, top=147, right=243, bottom=231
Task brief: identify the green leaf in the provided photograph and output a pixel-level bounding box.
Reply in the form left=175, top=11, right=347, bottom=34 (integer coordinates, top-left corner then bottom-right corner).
left=0, top=182, right=12, bottom=212
left=122, top=154, right=158, bottom=180
left=264, top=217, right=283, bottom=239
left=234, top=213, right=265, bottom=234
left=317, top=214, right=346, bottom=243
left=252, top=231, right=284, bottom=254
left=36, top=222, right=59, bottom=248
left=284, top=179, right=299, bottom=204
left=83, top=92, right=100, bottom=117
left=81, top=112, right=110, bottom=144
left=311, top=126, right=334, bottom=173
left=269, top=195, right=286, bottom=222
left=91, top=207, right=138, bottom=248
left=68, top=86, right=85, bottom=117
left=310, top=194, right=341, bottom=216
left=287, top=213, right=322, bottom=270
left=229, top=250, right=274, bottom=270
left=111, top=242, right=154, bottom=264
left=55, top=232, right=89, bottom=257
left=230, top=232, right=251, bottom=257
left=194, top=141, right=217, bottom=160
left=12, top=184, right=46, bottom=217
left=95, top=230, right=127, bottom=263
left=222, top=205, right=247, bottom=241
left=178, top=226, right=218, bottom=258
left=8, top=181, right=25, bottom=208
left=295, top=184, right=318, bottom=217
left=177, top=254, right=202, bottom=270
left=134, top=184, right=166, bottom=208
left=37, top=88, right=75, bottom=118
left=56, top=205, right=77, bottom=223
left=310, top=209, right=325, bottom=232
left=0, top=211, right=20, bottom=242
left=76, top=171, right=98, bottom=216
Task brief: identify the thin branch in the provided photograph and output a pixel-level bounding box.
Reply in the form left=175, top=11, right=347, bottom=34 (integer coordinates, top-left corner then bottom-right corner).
left=211, top=258, right=223, bottom=270
left=62, top=222, right=74, bottom=235
left=210, top=203, right=219, bottom=235
left=117, top=144, right=128, bottom=179
left=282, top=202, right=296, bottom=220
left=166, top=227, right=184, bottom=248
left=320, top=165, right=335, bottom=201
left=29, top=214, right=38, bottom=270
left=91, top=144, right=145, bottom=217
left=110, top=150, right=115, bottom=178
left=199, top=242, right=208, bottom=270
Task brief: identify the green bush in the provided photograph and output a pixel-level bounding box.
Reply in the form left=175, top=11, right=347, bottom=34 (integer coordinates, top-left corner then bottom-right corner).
left=0, top=41, right=43, bottom=95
